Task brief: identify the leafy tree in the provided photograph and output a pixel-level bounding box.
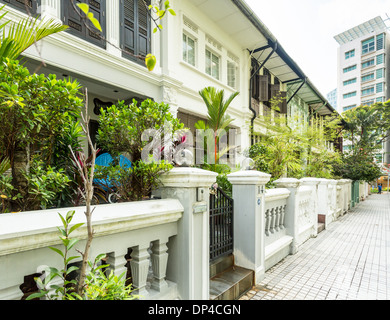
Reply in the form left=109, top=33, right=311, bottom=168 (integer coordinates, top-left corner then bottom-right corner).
left=96, top=99, right=184, bottom=200
left=249, top=93, right=343, bottom=181
left=332, top=152, right=382, bottom=183
left=331, top=101, right=390, bottom=182
left=97, top=99, right=184, bottom=162
left=0, top=59, right=84, bottom=212
left=342, top=102, right=390, bottom=154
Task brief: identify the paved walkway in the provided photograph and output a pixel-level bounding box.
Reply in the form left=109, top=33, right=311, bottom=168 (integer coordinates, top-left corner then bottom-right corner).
left=240, top=193, right=390, bottom=300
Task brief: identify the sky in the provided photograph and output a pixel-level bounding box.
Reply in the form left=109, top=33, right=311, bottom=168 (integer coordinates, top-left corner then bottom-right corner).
left=245, top=0, right=390, bottom=98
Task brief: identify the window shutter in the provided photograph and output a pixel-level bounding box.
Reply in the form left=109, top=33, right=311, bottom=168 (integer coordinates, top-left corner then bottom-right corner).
left=85, top=0, right=106, bottom=46
left=62, top=0, right=106, bottom=48
left=63, top=0, right=84, bottom=39
left=122, top=0, right=151, bottom=64
left=258, top=75, right=269, bottom=102
left=123, top=0, right=136, bottom=56
left=137, top=0, right=150, bottom=58
left=279, top=91, right=287, bottom=114
left=270, top=84, right=280, bottom=101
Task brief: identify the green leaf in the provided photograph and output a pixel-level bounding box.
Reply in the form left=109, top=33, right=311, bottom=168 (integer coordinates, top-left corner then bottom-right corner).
left=168, top=9, right=176, bottom=16
left=66, top=238, right=79, bottom=251
left=49, top=246, right=64, bottom=258
left=66, top=255, right=80, bottom=265
left=66, top=265, right=79, bottom=275
left=69, top=222, right=84, bottom=234
left=145, top=53, right=157, bottom=72
left=26, top=291, right=47, bottom=300
left=90, top=17, right=102, bottom=32
left=77, top=3, right=89, bottom=15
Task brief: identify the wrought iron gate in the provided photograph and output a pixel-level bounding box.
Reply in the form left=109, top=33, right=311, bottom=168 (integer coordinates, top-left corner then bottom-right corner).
left=209, top=187, right=234, bottom=262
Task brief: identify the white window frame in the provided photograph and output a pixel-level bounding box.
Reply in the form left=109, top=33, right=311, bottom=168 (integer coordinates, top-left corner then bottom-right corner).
left=205, top=48, right=220, bottom=80
left=227, top=52, right=239, bottom=89
left=182, top=32, right=196, bottom=67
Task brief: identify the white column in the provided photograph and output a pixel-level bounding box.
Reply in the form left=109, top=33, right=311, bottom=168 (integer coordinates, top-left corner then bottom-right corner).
left=227, top=170, right=271, bottom=284
left=106, top=0, right=121, bottom=57
left=39, top=0, right=61, bottom=20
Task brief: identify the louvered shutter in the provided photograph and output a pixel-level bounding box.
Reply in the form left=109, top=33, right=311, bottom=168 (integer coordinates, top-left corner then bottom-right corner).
left=258, top=75, right=269, bottom=102
left=121, top=0, right=151, bottom=64
left=122, top=0, right=136, bottom=56
left=279, top=91, right=287, bottom=114
left=2, top=0, right=39, bottom=13
left=137, top=0, right=150, bottom=58
left=270, top=84, right=280, bottom=101
left=62, top=0, right=106, bottom=48
left=85, top=0, right=106, bottom=46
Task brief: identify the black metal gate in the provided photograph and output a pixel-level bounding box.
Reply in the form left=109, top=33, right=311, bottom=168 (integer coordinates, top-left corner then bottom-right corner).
left=209, top=187, right=234, bottom=262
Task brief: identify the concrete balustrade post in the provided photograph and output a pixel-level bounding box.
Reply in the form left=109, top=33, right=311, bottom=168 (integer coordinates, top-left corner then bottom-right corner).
left=155, top=167, right=218, bottom=300
left=227, top=170, right=271, bottom=284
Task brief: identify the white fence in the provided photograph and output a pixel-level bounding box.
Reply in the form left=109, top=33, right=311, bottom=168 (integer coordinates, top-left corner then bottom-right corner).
left=0, top=167, right=368, bottom=300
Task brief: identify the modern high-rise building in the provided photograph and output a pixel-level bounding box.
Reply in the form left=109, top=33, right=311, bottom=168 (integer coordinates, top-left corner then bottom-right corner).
left=334, top=16, right=390, bottom=164
left=327, top=88, right=338, bottom=109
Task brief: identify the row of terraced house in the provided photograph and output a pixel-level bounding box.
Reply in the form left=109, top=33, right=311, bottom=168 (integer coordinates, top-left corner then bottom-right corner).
left=0, top=0, right=355, bottom=301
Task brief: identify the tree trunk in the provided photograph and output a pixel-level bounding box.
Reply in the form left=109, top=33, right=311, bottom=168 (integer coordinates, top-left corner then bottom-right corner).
left=11, top=144, right=30, bottom=210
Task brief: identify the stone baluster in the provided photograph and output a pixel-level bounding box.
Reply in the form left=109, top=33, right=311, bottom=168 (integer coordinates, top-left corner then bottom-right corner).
left=150, top=239, right=169, bottom=292
left=106, top=250, right=128, bottom=278
left=270, top=208, right=276, bottom=234
left=275, top=206, right=281, bottom=232
left=279, top=205, right=285, bottom=229
left=130, top=244, right=151, bottom=298
left=265, top=209, right=271, bottom=236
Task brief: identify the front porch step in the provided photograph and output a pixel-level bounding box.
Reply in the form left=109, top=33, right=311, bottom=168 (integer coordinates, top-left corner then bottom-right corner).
left=210, top=265, right=254, bottom=300
left=317, top=222, right=325, bottom=233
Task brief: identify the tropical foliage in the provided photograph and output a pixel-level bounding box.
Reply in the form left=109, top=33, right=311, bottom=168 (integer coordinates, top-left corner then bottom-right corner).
left=0, top=5, right=68, bottom=60
left=249, top=94, right=343, bottom=182
left=0, top=59, right=83, bottom=212
left=333, top=100, right=390, bottom=182
left=95, top=99, right=184, bottom=200
left=195, top=87, right=239, bottom=167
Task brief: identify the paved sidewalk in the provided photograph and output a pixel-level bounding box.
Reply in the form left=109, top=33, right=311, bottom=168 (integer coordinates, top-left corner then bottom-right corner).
left=240, top=193, right=390, bottom=300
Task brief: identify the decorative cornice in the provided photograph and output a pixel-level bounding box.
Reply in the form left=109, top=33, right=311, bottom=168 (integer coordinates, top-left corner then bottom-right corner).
left=227, top=170, right=271, bottom=185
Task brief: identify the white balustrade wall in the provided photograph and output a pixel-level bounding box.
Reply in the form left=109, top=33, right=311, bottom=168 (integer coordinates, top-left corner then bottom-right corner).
left=0, top=199, right=184, bottom=300
left=264, top=188, right=292, bottom=271
left=0, top=167, right=370, bottom=300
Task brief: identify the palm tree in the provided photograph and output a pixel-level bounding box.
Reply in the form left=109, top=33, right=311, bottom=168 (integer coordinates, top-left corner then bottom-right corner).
left=195, top=87, right=239, bottom=166
left=0, top=4, right=68, bottom=60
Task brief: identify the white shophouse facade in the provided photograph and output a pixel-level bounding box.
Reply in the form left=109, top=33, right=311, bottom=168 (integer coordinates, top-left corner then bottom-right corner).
left=2, top=0, right=336, bottom=161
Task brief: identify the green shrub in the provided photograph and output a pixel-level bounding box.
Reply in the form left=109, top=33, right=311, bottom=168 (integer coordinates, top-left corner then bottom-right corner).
left=95, top=159, right=173, bottom=201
